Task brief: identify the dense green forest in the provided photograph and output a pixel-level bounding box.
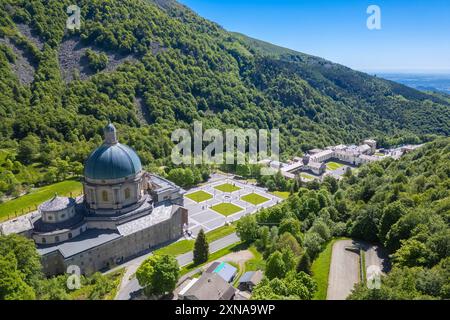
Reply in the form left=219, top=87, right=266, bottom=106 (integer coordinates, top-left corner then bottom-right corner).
left=0, top=0, right=449, bottom=198
left=236, top=138, right=449, bottom=299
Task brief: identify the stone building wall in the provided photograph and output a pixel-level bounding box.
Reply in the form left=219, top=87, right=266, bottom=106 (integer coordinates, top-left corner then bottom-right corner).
left=41, top=207, right=186, bottom=276
left=33, top=222, right=87, bottom=245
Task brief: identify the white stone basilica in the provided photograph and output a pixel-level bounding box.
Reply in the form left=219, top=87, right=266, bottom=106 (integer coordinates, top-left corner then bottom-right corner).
left=2, top=123, right=188, bottom=276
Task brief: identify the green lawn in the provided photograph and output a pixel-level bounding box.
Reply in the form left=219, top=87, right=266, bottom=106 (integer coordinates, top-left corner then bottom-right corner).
left=180, top=242, right=246, bottom=276
left=311, top=237, right=348, bottom=300
left=271, top=191, right=290, bottom=199
left=0, top=180, right=83, bottom=222
left=185, top=190, right=213, bottom=203
left=153, top=239, right=194, bottom=256
left=241, top=193, right=270, bottom=205
left=153, top=224, right=236, bottom=256
left=206, top=224, right=236, bottom=242
left=300, top=173, right=315, bottom=180
left=214, top=183, right=241, bottom=193
left=211, top=203, right=243, bottom=216
left=326, top=161, right=344, bottom=171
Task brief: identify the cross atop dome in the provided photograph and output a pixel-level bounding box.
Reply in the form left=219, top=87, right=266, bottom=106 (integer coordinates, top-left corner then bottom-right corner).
left=104, top=122, right=118, bottom=145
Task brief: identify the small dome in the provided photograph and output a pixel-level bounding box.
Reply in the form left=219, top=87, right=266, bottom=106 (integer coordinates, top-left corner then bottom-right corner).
left=84, top=123, right=142, bottom=180
left=40, top=196, right=76, bottom=212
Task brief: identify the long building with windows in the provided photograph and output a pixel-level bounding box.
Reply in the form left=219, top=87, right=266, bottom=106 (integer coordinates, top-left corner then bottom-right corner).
left=279, top=139, right=380, bottom=179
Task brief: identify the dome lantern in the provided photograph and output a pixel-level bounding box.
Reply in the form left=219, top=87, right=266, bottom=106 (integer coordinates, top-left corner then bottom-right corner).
left=104, top=122, right=118, bottom=145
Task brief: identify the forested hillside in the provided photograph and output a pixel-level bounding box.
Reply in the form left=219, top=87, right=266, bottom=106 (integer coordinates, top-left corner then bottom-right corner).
left=236, top=138, right=449, bottom=300
left=0, top=0, right=449, bottom=197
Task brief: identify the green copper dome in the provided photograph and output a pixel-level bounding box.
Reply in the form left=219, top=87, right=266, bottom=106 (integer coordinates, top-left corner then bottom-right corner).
left=84, top=123, right=142, bottom=180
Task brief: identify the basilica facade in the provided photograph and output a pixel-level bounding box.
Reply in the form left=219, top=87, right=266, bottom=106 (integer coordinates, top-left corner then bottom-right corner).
left=18, top=123, right=188, bottom=276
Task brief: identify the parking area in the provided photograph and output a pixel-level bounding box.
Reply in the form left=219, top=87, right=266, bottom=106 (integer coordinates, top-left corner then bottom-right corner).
left=184, top=175, right=283, bottom=236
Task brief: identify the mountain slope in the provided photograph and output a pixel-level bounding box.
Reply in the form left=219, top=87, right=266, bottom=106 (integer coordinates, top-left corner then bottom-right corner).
left=0, top=0, right=448, bottom=195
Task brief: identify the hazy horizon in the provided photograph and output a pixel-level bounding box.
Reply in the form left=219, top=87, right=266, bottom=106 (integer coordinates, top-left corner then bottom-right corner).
left=362, top=69, right=450, bottom=75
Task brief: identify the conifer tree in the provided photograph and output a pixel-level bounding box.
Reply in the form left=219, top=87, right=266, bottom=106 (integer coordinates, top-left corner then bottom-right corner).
left=193, top=229, right=209, bottom=265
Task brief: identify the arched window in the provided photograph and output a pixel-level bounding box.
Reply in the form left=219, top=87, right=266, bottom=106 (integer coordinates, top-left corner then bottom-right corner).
left=124, top=188, right=131, bottom=199
left=102, top=191, right=108, bottom=202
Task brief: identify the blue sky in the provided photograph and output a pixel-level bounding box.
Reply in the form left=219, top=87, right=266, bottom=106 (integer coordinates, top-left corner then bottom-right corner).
left=179, top=0, right=450, bottom=73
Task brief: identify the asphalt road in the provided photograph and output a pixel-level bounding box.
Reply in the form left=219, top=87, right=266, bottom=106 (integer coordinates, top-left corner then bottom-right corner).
left=326, top=239, right=388, bottom=300
left=364, top=244, right=390, bottom=274
left=115, top=232, right=240, bottom=300
left=327, top=239, right=360, bottom=300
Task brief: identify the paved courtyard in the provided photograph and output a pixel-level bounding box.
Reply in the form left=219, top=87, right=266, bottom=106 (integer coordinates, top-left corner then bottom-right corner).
left=184, top=175, right=283, bottom=236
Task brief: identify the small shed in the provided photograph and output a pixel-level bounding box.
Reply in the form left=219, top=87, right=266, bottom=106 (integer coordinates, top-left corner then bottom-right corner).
left=238, top=270, right=263, bottom=291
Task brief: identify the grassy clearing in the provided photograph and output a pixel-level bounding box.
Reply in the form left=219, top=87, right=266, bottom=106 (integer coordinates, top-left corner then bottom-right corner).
left=230, top=245, right=265, bottom=287
left=271, top=191, right=290, bottom=199
left=185, top=190, right=213, bottom=203
left=241, top=193, right=270, bottom=205
left=211, top=203, right=243, bottom=216
left=326, top=162, right=344, bottom=171
left=214, top=183, right=241, bottom=193
left=0, top=180, right=83, bottom=221
left=311, top=238, right=349, bottom=300
left=153, top=224, right=236, bottom=256
left=244, top=246, right=265, bottom=272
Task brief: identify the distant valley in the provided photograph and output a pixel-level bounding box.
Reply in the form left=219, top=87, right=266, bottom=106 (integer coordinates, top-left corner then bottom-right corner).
left=377, top=73, right=450, bottom=94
